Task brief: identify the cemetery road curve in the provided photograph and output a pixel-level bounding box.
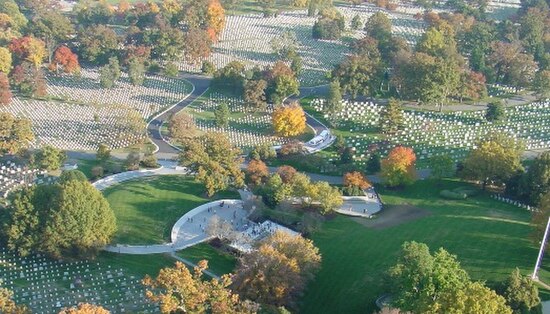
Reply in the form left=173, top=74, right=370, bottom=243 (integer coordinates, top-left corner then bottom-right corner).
left=148, top=73, right=211, bottom=155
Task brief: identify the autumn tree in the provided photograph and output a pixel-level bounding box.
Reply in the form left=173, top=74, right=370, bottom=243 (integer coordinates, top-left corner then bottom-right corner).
left=179, top=132, right=244, bottom=197
left=276, top=165, right=297, bottom=184
left=232, top=231, right=321, bottom=308
left=0, top=73, right=12, bottom=106
left=49, top=45, right=80, bottom=75
left=272, top=102, right=306, bottom=137
left=379, top=98, right=402, bottom=134
left=206, top=0, right=226, bottom=40
left=11, top=62, right=47, bottom=97
left=461, top=134, right=523, bottom=189
left=381, top=146, right=417, bottom=187
left=9, top=36, right=46, bottom=68
left=29, top=10, right=74, bottom=64
left=503, top=268, right=540, bottom=313
left=0, top=286, right=29, bottom=314
left=457, top=70, right=487, bottom=102
left=169, top=112, right=196, bottom=142
left=243, top=79, right=268, bottom=112
left=246, top=159, right=269, bottom=186
left=488, top=41, right=537, bottom=89
left=144, top=261, right=256, bottom=314
left=58, top=303, right=110, bottom=314
left=0, top=112, right=33, bottom=156
left=343, top=171, right=371, bottom=190
left=183, top=28, right=212, bottom=64
left=0, top=47, right=12, bottom=74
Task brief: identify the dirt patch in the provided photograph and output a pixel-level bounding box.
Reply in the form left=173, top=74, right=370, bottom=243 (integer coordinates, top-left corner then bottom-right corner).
left=352, top=204, right=431, bottom=230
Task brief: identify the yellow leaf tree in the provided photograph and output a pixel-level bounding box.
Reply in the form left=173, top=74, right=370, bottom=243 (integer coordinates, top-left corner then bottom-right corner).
left=272, top=102, right=306, bottom=137
left=207, top=0, right=225, bottom=41
left=59, top=303, right=110, bottom=314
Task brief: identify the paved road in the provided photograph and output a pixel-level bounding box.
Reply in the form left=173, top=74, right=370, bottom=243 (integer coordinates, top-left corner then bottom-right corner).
left=147, top=73, right=211, bottom=155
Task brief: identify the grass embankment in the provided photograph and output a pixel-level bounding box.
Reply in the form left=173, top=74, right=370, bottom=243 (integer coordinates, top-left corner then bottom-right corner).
left=103, top=175, right=239, bottom=245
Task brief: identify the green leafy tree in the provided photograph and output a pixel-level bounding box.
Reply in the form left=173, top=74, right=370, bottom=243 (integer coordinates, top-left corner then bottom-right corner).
left=326, top=80, right=342, bottom=114
left=59, top=170, right=87, bottom=184
left=41, top=180, right=117, bottom=259
left=163, top=62, right=179, bottom=78
left=460, top=135, right=523, bottom=189
left=532, top=192, right=550, bottom=246
left=128, top=58, right=146, bottom=86
left=78, top=25, right=118, bottom=64
left=96, top=143, right=111, bottom=164
left=485, top=101, right=506, bottom=122
left=259, top=173, right=292, bottom=208
left=379, top=98, right=403, bottom=134
left=389, top=241, right=512, bottom=314
left=99, top=57, right=121, bottom=88
left=179, top=132, right=244, bottom=197
left=35, top=145, right=66, bottom=171
left=351, top=14, right=362, bottom=30
left=366, top=152, right=381, bottom=174
left=503, top=268, right=540, bottom=313
left=332, top=54, right=381, bottom=98
left=429, top=154, right=455, bottom=180
left=215, top=103, right=230, bottom=128
left=533, top=69, right=550, bottom=98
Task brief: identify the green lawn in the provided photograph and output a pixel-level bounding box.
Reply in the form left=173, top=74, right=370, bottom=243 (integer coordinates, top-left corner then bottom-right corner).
left=103, top=175, right=240, bottom=245
left=176, top=243, right=237, bottom=276
left=97, top=251, right=177, bottom=279
left=300, top=179, right=550, bottom=313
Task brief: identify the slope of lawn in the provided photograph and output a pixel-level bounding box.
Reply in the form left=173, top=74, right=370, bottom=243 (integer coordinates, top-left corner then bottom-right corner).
left=103, top=175, right=240, bottom=245
left=176, top=243, right=237, bottom=276
left=300, top=179, right=550, bottom=314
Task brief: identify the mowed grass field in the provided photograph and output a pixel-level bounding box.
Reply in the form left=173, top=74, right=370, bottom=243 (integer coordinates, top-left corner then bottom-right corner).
left=103, top=175, right=239, bottom=245
left=300, top=179, right=550, bottom=314
left=176, top=243, right=237, bottom=276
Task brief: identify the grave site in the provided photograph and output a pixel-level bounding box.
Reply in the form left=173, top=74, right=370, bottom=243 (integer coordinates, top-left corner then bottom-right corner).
left=0, top=0, right=549, bottom=313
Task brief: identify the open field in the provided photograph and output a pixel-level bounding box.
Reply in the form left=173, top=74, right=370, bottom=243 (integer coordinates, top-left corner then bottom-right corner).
left=103, top=175, right=240, bottom=245
left=300, top=179, right=549, bottom=313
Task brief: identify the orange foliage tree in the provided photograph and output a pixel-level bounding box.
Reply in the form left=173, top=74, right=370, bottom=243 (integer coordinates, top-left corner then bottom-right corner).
left=343, top=171, right=372, bottom=189
left=276, top=165, right=297, bottom=184
left=58, top=303, right=110, bottom=314
left=0, top=73, right=12, bottom=106
left=380, top=146, right=417, bottom=187
left=49, top=45, right=80, bottom=74
left=246, top=159, right=269, bottom=186
left=207, top=0, right=225, bottom=41
left=143, top=261, right=256, bottom=314
left=9, top=36, right=46, bottom=68
left=272, top=102, right=306, bottom=137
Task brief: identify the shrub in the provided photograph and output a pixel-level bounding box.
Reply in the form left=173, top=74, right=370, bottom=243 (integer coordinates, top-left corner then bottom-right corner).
left=440, top=190, right=467, bottom=200
left=91, top=166, right=104, bottom=179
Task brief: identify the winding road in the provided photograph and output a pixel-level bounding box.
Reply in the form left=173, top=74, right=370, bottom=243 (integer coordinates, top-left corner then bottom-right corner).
left=146, top=73, right=331, bottom=158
